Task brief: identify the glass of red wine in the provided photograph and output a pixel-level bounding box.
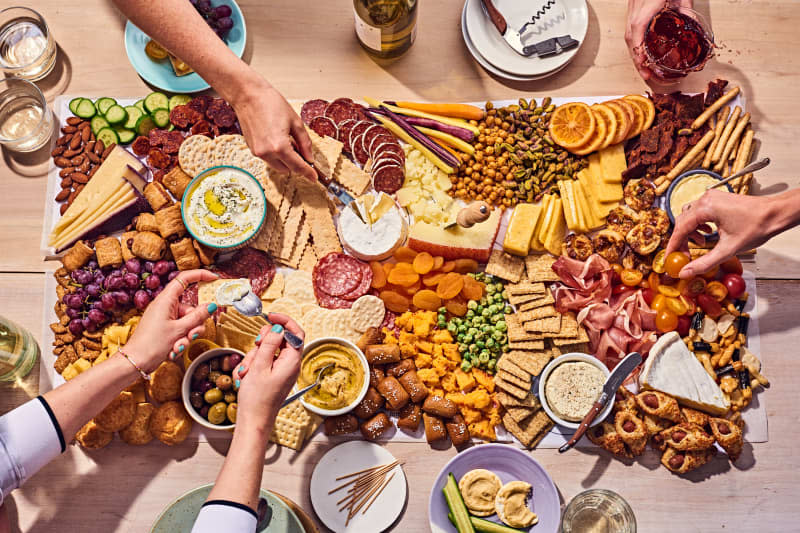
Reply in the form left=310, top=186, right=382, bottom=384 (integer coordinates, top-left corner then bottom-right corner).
left=641, top=5, right=714, bottom=82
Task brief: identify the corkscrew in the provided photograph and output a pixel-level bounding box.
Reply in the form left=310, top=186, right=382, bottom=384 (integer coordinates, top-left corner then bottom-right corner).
left=518, top=0, right=563, bottom=36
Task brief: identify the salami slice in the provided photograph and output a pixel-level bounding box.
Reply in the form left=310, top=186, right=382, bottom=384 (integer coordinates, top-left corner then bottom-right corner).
left=187, top=95, right=212, bottom=114
left=162, top=130, right=184, bottom=154
left=215, top=247, right=276, bottom=296
left=131, top=136, right=150, bottom=157
left=351, top=102, right=370, bottom=122
left=169, top=105, right=199, bottom=129
left=363, top=126, right=391, bottom=152
left=325, top=100, right=359, bottom=124
left=179, top=283, right=199, bottom=306
left=331, top=97, right=354, bottom=106
left=375, top=142, right=405, bottom=162
left=313, top=253, right=363, bottom=297
left=348, top=121, right=374, bottom=151
left=341, top=262, right=373, bottom=300
left=190, top=119, right=213, bottom=137
left=314, top=285, right=354, bottom=310
left=300, top=99, right=329, bottom=125
left=336, top=119, right=356, bottom=147
left=309, top=116, right=338, bottom=139
left=373, top=164, right=405, bottom=194
left=368, top=133, right=395, bottom=156
left=147, top=148, right=171, bottom=169
left=148, top=128, right=169, bottom=147
left=371, top=156, right=404, bottom=175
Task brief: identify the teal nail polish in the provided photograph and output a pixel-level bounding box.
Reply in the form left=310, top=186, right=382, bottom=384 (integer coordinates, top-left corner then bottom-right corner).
left=271, top=324, right=284, bottom=333
left=191, top=333, right=199, bottom=340
left=207, top=302, right=218, bottom=314
left=178, top=344, right=185, bottom=352
left=234, top=379, right=240, bottom=389
left=238, top=365, right=245, bottom=374
left=169, top=352, right=176, bottom=360
left=255, top=335, right=261, bottom=342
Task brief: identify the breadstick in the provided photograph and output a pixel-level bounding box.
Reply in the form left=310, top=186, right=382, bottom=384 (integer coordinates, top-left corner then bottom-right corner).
left=711, top=106, right=741, bottom=163
left=663, top=129, right=716, bottom=181
left=692, top=86, right=741, bottom=130
left=703, top=106, right=730, bottom=169
left=738, top=141, right=757, bottom=194
left=714, top=112, right=751, bottom=172
left=731, top=128, right=754, bottom=190
left=722, top=160, right=731, bottom=178
left=732, top=127, right=752, bottom=172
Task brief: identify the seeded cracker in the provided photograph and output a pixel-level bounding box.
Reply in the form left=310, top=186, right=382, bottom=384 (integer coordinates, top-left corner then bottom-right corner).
left=497, top=355, right=531, bottom=381
left=497, top=369, right=531, bottom=389
left=519, top=305, right=558, bottom=322
left=552, top=324, right=590, bottom=345
left=333, top=154, right=372, bottom=196
left=506, top=314, right=543, bottom=342
left=517, top=289, right=555, bottom=311
left=307, top=128, right=344, bottom=180
left=506, top=350, right=551, bottom=376
left=506, top=282, right=546, bottom=296
left=502, top=410, right=554, bottom=448
left=485, top=249, right=525, bottom=283
left=260, top=272, right=285, bottom=300
left=547, top=312, right=583, bottom=339
left=524, top=315, right=561, bottom=334
left=525, top=254, right=560, bottom=282
left=497, top=390, right=539, bottom=409
left=508, top=340, right=545, bottom=350
left=494, top=374, right=529, bottom=400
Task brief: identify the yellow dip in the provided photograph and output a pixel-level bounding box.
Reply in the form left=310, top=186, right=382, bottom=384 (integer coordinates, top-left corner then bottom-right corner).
left=670, top=173, right=721, bottom=219
left=496, top=481, right=538, bottom=528
left=298, top=343, right=365, bottom=410
left=459, top=469, right=501, bottom=517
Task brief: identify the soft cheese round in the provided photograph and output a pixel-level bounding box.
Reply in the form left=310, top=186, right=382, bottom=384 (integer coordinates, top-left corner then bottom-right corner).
left=338, top=203, right=406, bottom=261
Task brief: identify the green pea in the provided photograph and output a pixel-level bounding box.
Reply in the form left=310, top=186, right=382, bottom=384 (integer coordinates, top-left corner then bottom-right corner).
left=469, top=344, right=478, bottom=354
left=486, top=338, right=496, bottom=349
left=505, top=305, right=513, bottom=314
left=463, top=334, right=473, bottom=344
left=447, top=323, right=457, bottom=333
left=487, top=360, right=496, bottom=371
left=467, top=300, right=478, bottom=310
left=458, top=343, right=468, bottom=352
left=479, top=351, right=490, bottom=364
left=476, top=340, right=486, bottom=349
left=466, top=310, right=475, bottom=319
left=461, top=360, right=472, bottom=372
left=458, top=325, right=467, bottom=334
left=438, top=306, right=447, bottom=314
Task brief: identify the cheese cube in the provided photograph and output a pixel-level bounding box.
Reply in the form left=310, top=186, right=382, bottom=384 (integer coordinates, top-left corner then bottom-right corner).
left=503, top=203, right=542, bottom=256
left=599, top=143, right=627, bottom=183
left=73, top=358, right=91, bottom=374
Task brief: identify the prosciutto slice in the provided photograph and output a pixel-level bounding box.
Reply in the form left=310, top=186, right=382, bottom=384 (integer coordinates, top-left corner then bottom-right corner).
left=552, top=254, right=657, bottom=370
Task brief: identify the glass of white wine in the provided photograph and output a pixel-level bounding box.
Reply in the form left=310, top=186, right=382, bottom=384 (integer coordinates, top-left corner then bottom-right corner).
left=0, top=316, right=39, bottom=382
left=0, top=77, right=54, bottom=153
left=0, top=7, right=57, bottom=81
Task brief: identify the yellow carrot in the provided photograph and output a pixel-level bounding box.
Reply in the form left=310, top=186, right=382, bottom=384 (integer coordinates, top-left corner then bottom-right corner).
left=363, top=97, right=480, bottom=135
left=430, top=138, right=463, bottom=163
left=414, top=126, right=475, bottom=155
left=395, top=101, right=485, bottom=121
left=371, top=114, right=455, bottom=174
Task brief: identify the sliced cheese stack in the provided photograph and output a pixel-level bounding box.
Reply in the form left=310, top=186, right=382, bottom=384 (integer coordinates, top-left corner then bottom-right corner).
left=408, top=207, right=501, bottom=262
left=49, top=146, right=146, bottom=252
left=502, top=203, right=543, bottom=256
left=578, top=144, right=625, bottom=220
left=530, top=193, right=566, bottom=256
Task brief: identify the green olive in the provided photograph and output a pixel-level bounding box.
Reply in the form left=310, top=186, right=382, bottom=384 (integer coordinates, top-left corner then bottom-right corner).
left=204, top=387, right=223, bottom=405
left=224, top=392, right=237, bottom=403
left=208, top=402, right=228, bottom=425
left=208, top=370, right=222, bottom=384
left=226, top=402, right=237, bottom=423
left=216, top=374, right=233, bottom=391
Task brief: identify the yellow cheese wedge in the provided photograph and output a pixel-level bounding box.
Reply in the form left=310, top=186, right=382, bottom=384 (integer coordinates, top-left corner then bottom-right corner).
left=50, top=183, right=132, bottom=245
left=543, top=197, right=566, bottom=256
left=572, top=181, right=590, bottom=233
left=558, top=181, right=576, bottom=232
left=369, top=192, right=396, bottom=223
left=537, top=194, right=557, bottom=247
left=587, top=153, right=603, bottom=183
left=577, top=169, right=618, bottom=219
left=529, top=195, right=550, bottom=252
left=503, top=203, right=542, bottom=256
left=574, top=181, right=604, bottom=230
left=599, top=143, right=627, bottom=183
left=52, top=188, right=136, bottom=249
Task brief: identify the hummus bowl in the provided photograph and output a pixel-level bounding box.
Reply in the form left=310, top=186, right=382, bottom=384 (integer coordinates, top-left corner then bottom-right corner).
left=296, top=337, right=370, bottom=417
left=538, top=352, right=614, bottom=429
left=181, top=165, right=267, bottom=250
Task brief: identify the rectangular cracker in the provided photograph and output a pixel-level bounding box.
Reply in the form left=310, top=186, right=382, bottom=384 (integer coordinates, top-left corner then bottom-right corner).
left=552, top=325, right=590, bottom=345
left=228, top=307, right=268, bottom=326
left=261, top=272, right=285, bottom=300
left=298, top=179, right=341, bottom=257
left=219, top=313, right=261, bottom=336
left=517, top=290, right=555, bottom=311
left=494, top=374, right=529, bottom=400
left=502, top=410, right=554, bottom=448
left=507, top=350, right=552, bottom=377
left=508, top=340, right=545, bottom=351
left=506, top=282, right=546, bottom=296
left=497, top=369, right=530, bottom=389
left=497, top=355, right=531, bottom=381
left=217, top=323, right=256, bottom=353
left=308, top=128, right=344, bottom=180
left=286, top=213, right=311, bottom=268
left=524, top=315, right=562, bottom=334
left=506, top=315, right=543, bottom=342
left=551, top=341, right=590, bottom=353
left=497, top=391, right=539, bottom=409
left=333, top=155, right=372, bottom=196
left=546, top=312, right=582, bottom=339
left=525, top=254, right=560, bottom=282
left=519, top=305, right=557, bottom=322
left=505, top=405, right=537, bottom=424
left=485, top=249, right=525, bottom=283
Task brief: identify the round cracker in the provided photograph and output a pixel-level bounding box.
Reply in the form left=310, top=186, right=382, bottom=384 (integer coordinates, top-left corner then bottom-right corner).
left=350, top=295, right=386, bottom=333
left=178, top=134, right=216, bottom=177
left=265, top=297, right=303, bottom=320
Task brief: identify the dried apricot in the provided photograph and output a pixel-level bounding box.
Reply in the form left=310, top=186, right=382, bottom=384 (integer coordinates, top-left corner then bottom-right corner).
left=460, top=276, right=484, bottom=301
left=436, top=272, right=464, bottom=300
left=379, top=290, right=411, bottom=314
left=403, top=281, right=422, bottom=296
left=422, top=272, right=445, bottom=287
left=387, top=262, right=420, bottom=287
left=412, top=252, right=435, bottom=275
left=370, top=261, right=387, bottom=289
left=393, top=246, right=418, bottom=263
left=433, top=256, right=445, bottom=270
left=412, top=289, right=442, bottom=311
left=445, top=296, right=468, bottom=317
left=440, top=261, right=456, bottom=273
left=383, top=263, right=394, bottom=278
left=453, top=258, right=479, bottom=274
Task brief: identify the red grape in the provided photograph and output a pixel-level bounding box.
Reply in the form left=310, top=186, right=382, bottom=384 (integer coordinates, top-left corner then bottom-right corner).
left=145, top=274, right=161, bottom=290
left=153, top=260, right=171, bottom=276
left=215, top=5, right=232, bottom=18
left=66, top=308, right=80, bottom=319
left=88, top=309, right=107, bottom=324
left=86, top=283, right=101, bottom=297
left=217, top=16, right=233, bottom=31
left=65, top=294, right=83, bottom=309
left=144, top=261, right=155, bottom=273
left=125, top=258, right=142, bottom=274
left=100, top=293, right=116, bottom=311
left=87, top=260, right=99, bottom=270
left=68, top=319, right=84, bottom=335
left=123, top=272, right=140, bottom=289
left=168, top=271, right=180, bottom=281
left=134, top=290, right=151, bottom=310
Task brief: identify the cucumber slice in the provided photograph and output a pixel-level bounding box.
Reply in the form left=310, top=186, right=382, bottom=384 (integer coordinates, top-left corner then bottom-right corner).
left=96, top=127, right=119, bottom=148
left=168, top=94, right=192, bottom=110
left=151, top=108, right=170, bottom=128
left=123, top=106, right=143, bottom=129
left=134, top=99, right=146, bottom=114
left=135, top=115, right=157, bottom=137
left=448, top=514, right=525, bottom=533
left=104, top=104, right=128, bottom=125
left=113, top=126, right=136, bottom=144
left=444, top=473, right=475, bottom=533
left=74, top=98, right=96, bottom=119
left=95, top=97, right=117, bottom=115
left=144, top=92, right=169, bottom=113
left=90, top=116, right=111, bottom=136
left=68, top=97, right=83, bottom=115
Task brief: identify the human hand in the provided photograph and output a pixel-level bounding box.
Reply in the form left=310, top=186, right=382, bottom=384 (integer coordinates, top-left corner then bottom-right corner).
left=231, top=74, right=316, bottom=181
left=625, top=0, right=693, bottom=81
left=123, top=269, right=219, bottom=372
left=232, top=313, right=304, bottom=433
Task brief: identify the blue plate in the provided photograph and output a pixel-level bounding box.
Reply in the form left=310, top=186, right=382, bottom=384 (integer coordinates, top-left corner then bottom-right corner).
left=123, top=0, right=246, bottom=94
left=150, top=484, right=304, bottom=533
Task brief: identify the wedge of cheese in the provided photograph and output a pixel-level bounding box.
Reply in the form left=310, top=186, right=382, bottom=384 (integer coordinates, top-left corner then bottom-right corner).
left=558, top=181, right=579, bottom=232
left=639, top=331, right=730, bottom=415
left=542, top=197, right=566, bottom=256
left=503, top=203, right=542, bottom=257
left=577, top=169, right=617, bottom=219
left=598, top=144, right=626, bottom=183
left=536, top=194, right=558, bottom=247
left=408, top=207, right=502, bottom=262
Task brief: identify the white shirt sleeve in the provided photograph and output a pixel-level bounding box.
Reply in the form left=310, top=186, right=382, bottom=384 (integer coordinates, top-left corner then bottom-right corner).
left=191, top=500, right=258, bottom=533
left=0, top=397, right=65, bottom=506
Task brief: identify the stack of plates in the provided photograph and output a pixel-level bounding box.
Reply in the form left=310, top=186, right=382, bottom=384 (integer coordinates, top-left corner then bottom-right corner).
left=461, top=0, right=588, bottom=81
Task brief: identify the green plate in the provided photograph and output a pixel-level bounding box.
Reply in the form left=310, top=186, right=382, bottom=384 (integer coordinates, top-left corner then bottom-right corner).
left=150, top=484, right=304, bottom=533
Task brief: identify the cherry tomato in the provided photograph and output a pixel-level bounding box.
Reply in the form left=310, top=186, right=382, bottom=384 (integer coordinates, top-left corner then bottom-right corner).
left=651, top=293, right=668, bottom=312
left=658, top=284, right=681, bottom=298
left=648, top=272, right=660, bottom=292
left=680, top=295, right=697, bottom=315
left=700, top=265, right=720, bottom=280
left=666, top=296, right=688, bottom=316
left=612, top=283, right=632, bottom=296
left=620, top=268, right=643, bottom=287
left=722, top=273, right=746, bottom=300
left=720, top=256, right=743, bottom=275
left=611, top=263, right=623, bottom=275
left=656, top=309, right=679, bottom=332
left=705, top=281, right=729, bottom=302
left=697, top=293, right=723, bottom=318
left=642, top=288, right=656, bottom=306
left=679, top=277, right=706, bottom=298
left=665, top=251, right=691, bottom=278
left=676, top=314, right=691, bottom=337
left=652, top=250, right=666, bottom=274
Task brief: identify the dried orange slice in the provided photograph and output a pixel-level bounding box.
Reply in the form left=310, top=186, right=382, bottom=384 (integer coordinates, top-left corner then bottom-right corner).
left=591, top=104, right=617, bottom=150
left=616, top=99, right=644, bottom=139
left=624, top=95, right=656, bottom=131
left=572, top=108, right=608, bottom=155
left=548, top=102, right=596, bottom=149
left=605, top=101, right=632, bottom=145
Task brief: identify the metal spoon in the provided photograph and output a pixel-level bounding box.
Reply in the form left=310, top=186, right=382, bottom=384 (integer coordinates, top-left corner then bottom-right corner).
left=281, top=363, right=334, bottom=407
left=707, top=157, right=770, bottom=190
left=232, top=291, right=305, bottom=350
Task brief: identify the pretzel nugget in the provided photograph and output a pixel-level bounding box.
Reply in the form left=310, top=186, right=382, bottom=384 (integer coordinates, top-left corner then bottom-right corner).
left=692, top=86, right=740, bottom=130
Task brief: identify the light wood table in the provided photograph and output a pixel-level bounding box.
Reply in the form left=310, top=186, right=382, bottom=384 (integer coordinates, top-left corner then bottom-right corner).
left=1, top=1, right=799, bottom=531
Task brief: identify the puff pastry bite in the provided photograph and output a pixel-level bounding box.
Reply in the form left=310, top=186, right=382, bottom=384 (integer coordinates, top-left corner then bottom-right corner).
left=635, top=390, right=682, bottom=422
left=144, top=181, right=172, bottom=211
left=62, top=240, right=94, bottom=272
left=162, top=167, right=193, bottom=199
left=155, top=203, right=186, bottom=240
left=136, top=212, right=159, bottom=233
left=95, top=237, right=123, bottom=268
left=709, top=417, right=744, bottom=461
left=661, top=446, right=716, bottom=475
left=132, top=231, right=166, bottom=261
left=614, top=410, right=647, bottom=456
left=659, top=422, right=715, bottom=451
left=587, top=420, right=631, bottom=458
left=170, top=237, right=201, bottom=271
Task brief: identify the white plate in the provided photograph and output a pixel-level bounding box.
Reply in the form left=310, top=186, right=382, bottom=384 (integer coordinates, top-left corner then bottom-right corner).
left=464, top=0, right=588, bottom=77
left=309, top=441, right=407, bottom=533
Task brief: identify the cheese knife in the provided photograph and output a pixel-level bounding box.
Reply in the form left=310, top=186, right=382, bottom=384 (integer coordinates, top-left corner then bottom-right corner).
left=479, top=0, right=578, bottom=58
left=442, top=201, right=492, bottom=229
left=558, top=352, right=643, bottom=453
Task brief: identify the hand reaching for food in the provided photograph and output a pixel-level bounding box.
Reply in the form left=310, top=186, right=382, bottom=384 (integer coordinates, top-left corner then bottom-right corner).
left=625, top=0, right=693, bottom=81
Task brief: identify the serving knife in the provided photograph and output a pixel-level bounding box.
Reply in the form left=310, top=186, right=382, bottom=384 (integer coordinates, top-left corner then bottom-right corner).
left=479, top=0, right=578, bottom=57
left=558, top=352, right=643, bottom=453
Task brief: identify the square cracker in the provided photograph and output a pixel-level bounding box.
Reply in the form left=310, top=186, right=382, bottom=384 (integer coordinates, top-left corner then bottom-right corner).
left=507, top=315, right=543, bottom=342
left=502, top=410, right=554, bottom=448
left=261, top=272, right=285, bottom=300
left=219, top=314, right=261, bottom=336
left=494, top=374, right=529, bottom=400
left=485, top=249, right=525, bottom=283
left=307, top=128, right=344, bottom=180
left=546, top=312, right=583, bottom=339
left=217, top=323, right=256, bottom=353
left=525, top=254, right=561, bottom=282
left=519, top=305, right=557, bottom=322
left=497, top=369, right=530, bottom=389
left=270, top=399, right=313, bottom=450
left=505, top=405, right=537, bottom=424
left=497, top=390, right=540, bottom=410
left=524, top=315, right=561, bottom=334
left=508, top=340, right=545, bottom=351
left=334, top=155, right=371, bottom=196
left=507, top=350, right=552, bottom=377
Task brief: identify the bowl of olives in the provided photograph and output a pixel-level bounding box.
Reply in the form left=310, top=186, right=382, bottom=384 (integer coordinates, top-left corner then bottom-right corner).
left=182, top=347, right=244, bottom=430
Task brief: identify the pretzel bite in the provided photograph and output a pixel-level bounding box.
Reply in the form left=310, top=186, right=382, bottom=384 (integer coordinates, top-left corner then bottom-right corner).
left=562, top=234, right=594, bottom=262
left=360, top=412, right=392, bottom=441
left=661, top=446, right=716, bottom=475
left=606, top=207, right=639, bottom=236
left=149, top=401, right=193, bottom=445
left=353, top=387, right=385, bottom=420
left=324, top=414, right=359, bottom=436
left=423, top=413, right=447, bottom=443
left=365, top=344, right=401, bottom=365
left=377, top=375, right=410, bottom=410
left=592, top=229, right=626, bottom=263
left=445, top=414, right=471, bottom=447
left=626, top=223, right=661, bottom=255
left=635, top=391, right=682, bottom=422
left=659, top=422, right=715, bottom=451
left=709, top=417, right=744, bottom=461
left=119, top=402, right=155, bottom=445
left=357, top=328, right=384, bottom=353
left=75, top=420, right=113, bottom=449
left=614, top=410, right=647, bottom=456
left=422, top=395, right=458, bottom=418
left=386, top=359, right=416, bottom=378
left=94, top=391, right=136, bottom=433
left=587, top=420, right=631, bottom=458
left=369, top=366, right=385, bottom=389
left=147, top=361, right=183, bottom=403
left=397, top=403, right=423, bottom=431
left=398, top=370, right=429, bottom=403
left=623, top=179, right=656, bottom=212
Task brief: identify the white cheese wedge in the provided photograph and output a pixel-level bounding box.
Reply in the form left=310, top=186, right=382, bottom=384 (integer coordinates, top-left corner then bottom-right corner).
left=338, top=202, right=407, bottom=261
left=639, top=331, right=730, bottom=415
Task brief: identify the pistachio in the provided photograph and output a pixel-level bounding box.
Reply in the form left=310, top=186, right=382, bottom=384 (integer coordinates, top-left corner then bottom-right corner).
left=541, top=97, right=552, bottom=108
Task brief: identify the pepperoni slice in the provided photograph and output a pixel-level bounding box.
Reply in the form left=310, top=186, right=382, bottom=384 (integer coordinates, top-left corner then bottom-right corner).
left=313, top=253, right=363, bottom=297
left=373, top=164, right=405, bottom=194
left=162, top=130, right=184, bottom=154
left=187, top=95, right=212, bottom=114
left=352, top=135, right=370, bottom=166
left=190, top=119, right=213, bottom=137
left=215, top=247, right=276, bottom=295
left=301, top=99, right=329, bottom=125
left=147, top=148, right=171, bottom=169
left=348, top=121, right=374, bottom=151
left=341, top=262, right=373, bottom=300
left=368, top=133, right=395, bottom=156
left=169, top=105, right=196, bottom=129
left=148, top=128, right=169, bottom=147
left=375, top=142, right=405, bottom=162
left=363, top=126, right=391, bottom=153
left=309, top=116, right=338, bottom=139
left=131, top=136, right=151, bottom=157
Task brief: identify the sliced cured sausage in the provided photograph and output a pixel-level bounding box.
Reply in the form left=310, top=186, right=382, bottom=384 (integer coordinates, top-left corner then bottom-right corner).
left=147, top=148, right=171, bottom=169
left=300, top=99, right=329, bottom=125
left=313, top=253, right=363, bottom=297
left=309, top=116, right=338, bottom=139
left=131, top=136, right=150, bottom=157
left=373, top=164, right=405, bottom=194
left=337, top=119, right=357, bottom=148
left=325, top=100, right=359, bottom=124
left=215, top=247, right=276, bottom=295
